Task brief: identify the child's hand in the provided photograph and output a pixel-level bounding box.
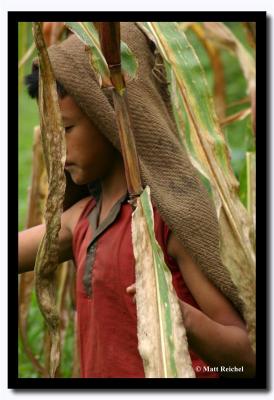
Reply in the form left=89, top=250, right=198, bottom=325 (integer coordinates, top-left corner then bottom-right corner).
left=178, top=299, right=189, bottom=323
left=126, top=283, right=136, bottom=303
left=126, top=284, right=191, bottom=318
left=178, top=298, right=198, bottom=333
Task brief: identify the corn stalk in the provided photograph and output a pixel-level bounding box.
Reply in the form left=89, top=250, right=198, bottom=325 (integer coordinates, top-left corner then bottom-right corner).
left=136, top=22, right=256, bottom=352
left=95, top=21, right=194, bottom=377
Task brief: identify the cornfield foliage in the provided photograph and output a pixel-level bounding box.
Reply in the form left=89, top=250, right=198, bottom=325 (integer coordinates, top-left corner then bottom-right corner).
left=18, top=21, right=256, bottom=377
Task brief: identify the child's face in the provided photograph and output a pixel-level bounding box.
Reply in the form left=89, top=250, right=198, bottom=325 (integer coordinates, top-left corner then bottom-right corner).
left=59, top=95, right=118, bottom=185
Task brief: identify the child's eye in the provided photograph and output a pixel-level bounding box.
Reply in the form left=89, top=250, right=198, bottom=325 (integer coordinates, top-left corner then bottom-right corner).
left=65, top=126, right=74, bottom=132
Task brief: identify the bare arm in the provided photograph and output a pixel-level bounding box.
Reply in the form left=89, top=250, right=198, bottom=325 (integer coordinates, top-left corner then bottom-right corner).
left=18, top=222, right=72, bottom=274
left=18, top=196, right=91, bottom=274
left=167, top=231, right=256, bottom=378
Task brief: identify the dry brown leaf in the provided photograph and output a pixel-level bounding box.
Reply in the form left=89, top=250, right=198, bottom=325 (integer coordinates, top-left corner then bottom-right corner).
left=19, top=126, right=48, bottom=377
left=32, top=22, right=66, bottom=378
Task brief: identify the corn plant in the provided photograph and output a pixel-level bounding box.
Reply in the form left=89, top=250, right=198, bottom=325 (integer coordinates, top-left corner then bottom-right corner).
left=136, top=21, right=255, bottom=352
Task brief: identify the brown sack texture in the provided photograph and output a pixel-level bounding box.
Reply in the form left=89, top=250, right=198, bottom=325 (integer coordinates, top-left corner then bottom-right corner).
left=41, top=22, right=243, bottom=314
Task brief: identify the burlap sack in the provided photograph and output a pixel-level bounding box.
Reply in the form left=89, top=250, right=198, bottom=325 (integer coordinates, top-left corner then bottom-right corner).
left=36, top=22, right=243, bottom=315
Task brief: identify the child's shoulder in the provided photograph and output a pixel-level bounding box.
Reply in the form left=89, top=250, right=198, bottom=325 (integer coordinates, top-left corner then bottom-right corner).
left=62, top=196, right=94, bottom=234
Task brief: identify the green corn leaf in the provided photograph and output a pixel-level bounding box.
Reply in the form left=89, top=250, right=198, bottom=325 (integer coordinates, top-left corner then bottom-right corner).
left=64, top=22, right=111, bottom=87
left=137, top=21, right=256, bottom=352
left=65, top=22, right=138, bottom=86
left=120, top=40, right=139, bottom=80
left=84, top=21, right=139, bottom=80
left=132, top=186, right=195, bottom=378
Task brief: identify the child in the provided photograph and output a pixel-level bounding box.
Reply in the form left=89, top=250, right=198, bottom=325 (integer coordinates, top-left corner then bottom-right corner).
left=19, top=22, right=255, bottom=378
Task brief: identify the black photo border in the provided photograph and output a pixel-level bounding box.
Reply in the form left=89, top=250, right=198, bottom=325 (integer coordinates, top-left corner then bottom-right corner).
left=9, top=10, right=267, bottom=391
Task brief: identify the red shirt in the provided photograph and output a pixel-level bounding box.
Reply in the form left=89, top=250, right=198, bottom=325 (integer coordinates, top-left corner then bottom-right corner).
left=72, top=193, right=219, bottom=378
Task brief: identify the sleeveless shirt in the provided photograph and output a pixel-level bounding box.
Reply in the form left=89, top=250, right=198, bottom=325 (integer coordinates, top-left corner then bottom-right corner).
left=72, top=194, right=219, bottom=378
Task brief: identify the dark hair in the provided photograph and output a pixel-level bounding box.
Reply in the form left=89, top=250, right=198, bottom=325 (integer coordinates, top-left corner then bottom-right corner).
left=25, top=65, right=68, bottom=99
